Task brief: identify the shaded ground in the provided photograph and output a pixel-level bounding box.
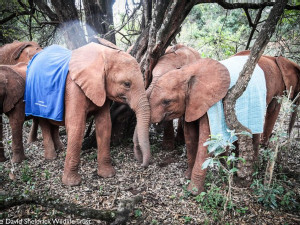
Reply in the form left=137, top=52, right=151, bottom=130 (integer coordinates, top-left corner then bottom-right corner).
left=0, top=116, right=299, bottom=224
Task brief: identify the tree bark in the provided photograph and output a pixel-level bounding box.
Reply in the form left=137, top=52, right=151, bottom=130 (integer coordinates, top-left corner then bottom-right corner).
left=223, top=0, right=288, bottom=187
left=50, top=0, right=87, bottom=49
left=0, top=192, right=142, bottom=224
left=133, top=0, right=196, bottom=88
left=244, top=7, right=264, bottom=50
left=83, top=0, right=116, bottom=44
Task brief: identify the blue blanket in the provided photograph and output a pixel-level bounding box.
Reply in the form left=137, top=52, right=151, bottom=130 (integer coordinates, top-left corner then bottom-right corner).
left=24, top=45, right=72, bottom=121
left=207, top=56, right=266, bottom=143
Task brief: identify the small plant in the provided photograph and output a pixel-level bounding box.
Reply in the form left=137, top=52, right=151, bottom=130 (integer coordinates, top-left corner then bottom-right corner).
left=21, top=162, right=34, bottom=183
left=99, top=186, right=103, bottom=195
left=44, top=169, right=50, bottom=180
left=151, top=219, right=158, bottom=225
left=202, top=131, right=246, bottom=216
left=251, top=179, right=299, bottom=210
left=88, top=152, right=97, bottom=161
left=264, top=92, right=299, bottom=186
left=280, top=191, right=299, bottom=210
left=181, top=180, right=192, bottom=199
left=251, top=179, right=283, bottom=209
left=134, top=209, right=142, bottom=218
left=195, top=184, right=227, bottom=221
left=183, top=215, right=192, bottom=223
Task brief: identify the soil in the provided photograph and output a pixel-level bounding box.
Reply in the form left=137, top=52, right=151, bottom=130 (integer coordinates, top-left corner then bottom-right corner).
left=0, top=116, right=299, bottom=225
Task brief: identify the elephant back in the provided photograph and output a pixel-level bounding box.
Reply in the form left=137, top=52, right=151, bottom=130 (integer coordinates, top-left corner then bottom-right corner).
left=0, top=41, right=40, bottom=65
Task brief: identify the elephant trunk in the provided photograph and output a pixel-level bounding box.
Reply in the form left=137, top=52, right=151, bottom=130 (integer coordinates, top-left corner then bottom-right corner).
left=132, top=93, right=151, bottom=167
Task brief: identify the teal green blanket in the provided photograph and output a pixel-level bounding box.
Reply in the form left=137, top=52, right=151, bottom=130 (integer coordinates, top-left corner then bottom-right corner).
left=207, top=56, right=266, bottom=142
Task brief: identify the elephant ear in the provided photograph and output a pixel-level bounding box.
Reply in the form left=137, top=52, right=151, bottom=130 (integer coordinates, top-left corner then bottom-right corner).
left=12, top=42, right=34, bottom=61
left=0, top=66, right=25, bottom=113
left=276, top=56, right=300, bottom=98
left=10, top=62, right=28, bottom=80
left=185, top=58, right=230, bottom=122
left=68, top=43, right=106, bottom=107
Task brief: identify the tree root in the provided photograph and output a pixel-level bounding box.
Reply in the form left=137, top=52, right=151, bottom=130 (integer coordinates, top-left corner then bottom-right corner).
left=0, top=191, right=142, bottom=224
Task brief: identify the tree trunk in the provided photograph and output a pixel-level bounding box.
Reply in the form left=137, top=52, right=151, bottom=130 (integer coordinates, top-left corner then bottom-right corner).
left=83, top=0, right=116, bottom=44
left=131, top=0, right=196, bottom=88
left=223, top=0, right=288, bottom=187
left=50, top=0, right=87, bottom=49
left=110, top=0, right=197, bottom=146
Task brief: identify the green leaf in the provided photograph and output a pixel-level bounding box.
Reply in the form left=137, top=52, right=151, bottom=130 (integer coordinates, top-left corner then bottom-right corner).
left=201, top=158, right=213, bottom=169
left=229, top=168, right=238, bottom=173
left=240, top=131, right=252, bottom=137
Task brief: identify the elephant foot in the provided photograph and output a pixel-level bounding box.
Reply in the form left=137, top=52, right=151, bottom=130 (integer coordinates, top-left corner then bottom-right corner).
left=55, top=141, right=64, bottom=151
left=184, top=169, right=192, bottom=179
left=62, top=172, right=82, bottom=186
left=162, top=140, right=175, bottom=151
left=98, top=165, right=116, bottom=178
left=187, top=181, right=204, bottom=196
left=12, top=152, right=26, bottom=163
left=44, top=150, right=57, bottom=160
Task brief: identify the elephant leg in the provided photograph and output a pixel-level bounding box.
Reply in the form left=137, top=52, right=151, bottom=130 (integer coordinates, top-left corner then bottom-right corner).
left=162, top=120, right=175, bottom=150
left=253, top=134, right=260, bottom=162
left=8, top=103, right=26, bottom=163
left=175, top=117, right=185, bottom=146
left=133, top=127, right=142, bottom=163
left=261, top=98, right=281, bottom=146
left=39, top=118, right=57, bottom=160
left=184, top=120, right=199, bottom=179
left=51, top=125, right=64, bottom=151
left=188, top=114, right=210, bottom=195
left=95, top=100, right=116, bottom=178
left=0, top=115, right=6, bottom=162
left=62, top=111, right=86, bottom=186
left=27, top=118, right=39, bottom=143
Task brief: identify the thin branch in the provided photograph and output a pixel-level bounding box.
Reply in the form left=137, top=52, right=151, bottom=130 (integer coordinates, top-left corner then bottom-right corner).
left=195, top=0, right=300, bottom=10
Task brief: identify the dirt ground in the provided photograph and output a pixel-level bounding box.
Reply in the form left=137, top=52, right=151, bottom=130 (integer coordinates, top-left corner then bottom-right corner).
left=0, top=116, right=299, bottom=224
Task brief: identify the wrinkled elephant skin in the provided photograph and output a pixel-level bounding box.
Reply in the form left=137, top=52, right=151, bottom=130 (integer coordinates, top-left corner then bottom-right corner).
left=41, top=42, right=150, bottom=186
left=0, top=41, right=42, bottom=162
left=133, top=44, right=201, bottom=158
left=148, top=53, right=300, bottom=195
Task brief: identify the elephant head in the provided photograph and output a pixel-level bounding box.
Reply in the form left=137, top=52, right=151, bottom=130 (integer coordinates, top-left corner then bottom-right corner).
left=149, top=58, right=230, bottom=123
left=68, top=43, right=151, bottom=167
left=0, top=40, right=41, bottom=65
left=147, top=44, right=201, bottom=97
left=0, top=63, right=27, bottom=114
left=132, top=44, right=201, bottom=159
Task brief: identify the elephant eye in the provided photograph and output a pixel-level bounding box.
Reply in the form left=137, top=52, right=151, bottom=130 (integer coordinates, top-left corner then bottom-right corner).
left=124, top=81, right=131, bottom=88
left=162, top=99, right=171, bottom=106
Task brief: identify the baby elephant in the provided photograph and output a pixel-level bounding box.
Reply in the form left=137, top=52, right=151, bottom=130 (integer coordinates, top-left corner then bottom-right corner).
left=148, top=53, right=300, bottom=195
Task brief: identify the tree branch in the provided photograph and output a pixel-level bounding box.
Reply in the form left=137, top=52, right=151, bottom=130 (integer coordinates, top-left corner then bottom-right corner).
left=245, top=7, right=264, bottom=50
left=195, top=0, right=300, bottom=10
left=0, top=11, right=31, bottom=24
left=0, top=192, right=143, bottom=224
left=223, top=0, right=288, bottom=185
